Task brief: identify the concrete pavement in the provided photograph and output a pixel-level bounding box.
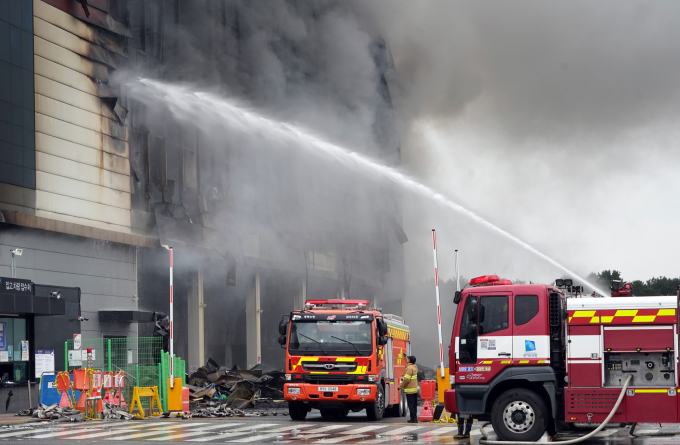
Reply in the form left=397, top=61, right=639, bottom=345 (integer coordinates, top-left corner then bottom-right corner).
left=0, top=412, right=677, bottom=444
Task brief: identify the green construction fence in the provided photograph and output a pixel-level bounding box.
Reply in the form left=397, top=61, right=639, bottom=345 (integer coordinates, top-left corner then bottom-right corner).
left=64, top=337, right=184, bottom=411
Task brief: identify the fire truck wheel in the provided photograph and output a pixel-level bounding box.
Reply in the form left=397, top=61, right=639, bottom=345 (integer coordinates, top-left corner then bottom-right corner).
left=366, top=384, right=385, bottom=421
left=491, top=388, right=547, bottom=442
left=289, top=401, right=308, bottom=421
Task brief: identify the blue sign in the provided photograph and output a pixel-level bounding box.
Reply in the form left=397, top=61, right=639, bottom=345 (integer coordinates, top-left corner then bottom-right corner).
left=0, top=322, right=5, bottom=350
left=525, top=340, right=536, bottom=352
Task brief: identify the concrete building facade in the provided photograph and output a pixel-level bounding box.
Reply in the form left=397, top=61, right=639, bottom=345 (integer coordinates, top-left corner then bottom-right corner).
left=0, top=0, right=406, bottom=392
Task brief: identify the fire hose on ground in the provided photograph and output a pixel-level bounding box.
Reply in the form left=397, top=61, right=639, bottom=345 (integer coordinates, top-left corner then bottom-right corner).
left=480, top=375, right=634, bottom=444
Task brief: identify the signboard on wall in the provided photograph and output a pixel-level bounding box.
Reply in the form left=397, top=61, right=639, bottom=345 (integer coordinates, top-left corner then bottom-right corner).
left=0, top=323, right=5, bottom=351
left=73, top=334, right=81, bottom=350
left=21, top=341, right=28, bottom=361
left=68, top=349, right=95, bottom=367
left=0, top=351, right=7, bottom=362
left=35, top=350, right=55, bottom=378
left=0, top=277, right=33, bottom=295
left=68, top=350, right=82, bottom=367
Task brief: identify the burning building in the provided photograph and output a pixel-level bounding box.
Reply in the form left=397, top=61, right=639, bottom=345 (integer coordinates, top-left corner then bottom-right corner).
left=0, top=0, right=405, bottom=381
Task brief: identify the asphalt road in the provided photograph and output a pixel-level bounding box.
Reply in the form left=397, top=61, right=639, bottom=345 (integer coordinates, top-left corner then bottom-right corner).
left=0, top=412, right=678, bottom=444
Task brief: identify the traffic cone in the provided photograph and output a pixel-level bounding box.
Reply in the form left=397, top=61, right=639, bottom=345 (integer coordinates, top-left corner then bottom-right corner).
left=418, top=400, right=434, bottom=422
left=93, top=389, right=103, bottom=413
left=113, top=390, right=127, bottom=408
left=103, top=389, right=113, bottom=404
left=75, top=392, right=88, bottom=412
left=58, top=391, right=72, bottom=408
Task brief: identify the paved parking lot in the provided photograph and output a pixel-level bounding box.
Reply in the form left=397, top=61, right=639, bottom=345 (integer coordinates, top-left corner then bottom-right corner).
left=0, top=414, right=678, bottom=444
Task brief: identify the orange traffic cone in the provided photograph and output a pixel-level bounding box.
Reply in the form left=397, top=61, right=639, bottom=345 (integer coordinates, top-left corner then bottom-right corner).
left=58, top=391, right=72, bottom=408
left=418, top=400, right=434, bottom=422
left=75, top=392, right=88, bottom=412
left=93, top=389, right=103, bottom=413
left=114, top=390, right=127, bottom=408
left=102, top=389, right=113, bottom=404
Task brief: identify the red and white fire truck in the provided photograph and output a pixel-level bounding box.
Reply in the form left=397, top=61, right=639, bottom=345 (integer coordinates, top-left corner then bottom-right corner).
left=445, top=274, right=679, bottom=441
left=280, top=299, right=410, bottom=421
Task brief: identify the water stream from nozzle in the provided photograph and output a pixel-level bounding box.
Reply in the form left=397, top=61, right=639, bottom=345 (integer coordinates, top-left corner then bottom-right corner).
left=131, top=78, right=608, bottom=296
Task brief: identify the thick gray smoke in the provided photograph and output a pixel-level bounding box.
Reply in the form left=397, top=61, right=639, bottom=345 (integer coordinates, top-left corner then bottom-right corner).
left=366, top=1, right=680, bottom=285
left=119, top=1, right=407, bottom=367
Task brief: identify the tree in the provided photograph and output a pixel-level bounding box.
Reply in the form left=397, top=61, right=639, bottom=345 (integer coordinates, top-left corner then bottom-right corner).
left=588, top=270, right=680, bottom=296
left=587, top=270, right=622, bottom=292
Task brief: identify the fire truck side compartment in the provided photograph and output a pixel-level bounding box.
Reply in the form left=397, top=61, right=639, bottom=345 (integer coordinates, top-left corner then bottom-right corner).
left=604, top=326, right=674, bottom=352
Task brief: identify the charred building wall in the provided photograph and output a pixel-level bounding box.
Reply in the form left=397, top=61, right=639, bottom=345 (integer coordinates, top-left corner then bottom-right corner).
left=0, top=0, right=405, bottom=374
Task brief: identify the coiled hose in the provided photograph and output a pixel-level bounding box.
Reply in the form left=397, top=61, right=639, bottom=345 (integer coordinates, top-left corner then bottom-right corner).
left=479, top=374, right=632, bottom=445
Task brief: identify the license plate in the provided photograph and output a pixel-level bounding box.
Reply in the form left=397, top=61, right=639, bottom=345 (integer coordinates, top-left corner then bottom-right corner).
left=318, top=386, right=338, bottom=392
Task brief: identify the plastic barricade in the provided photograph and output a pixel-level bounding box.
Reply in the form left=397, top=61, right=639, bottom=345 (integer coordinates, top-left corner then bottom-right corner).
left=420, top=380, right=436, bottom=399
left=419, top=380, right=436, bottom=422
left=39, top=374, right=81, bottom=406
left=182, top=387, right=190, bottom=414
left=73, top=369, right=89, bottom=391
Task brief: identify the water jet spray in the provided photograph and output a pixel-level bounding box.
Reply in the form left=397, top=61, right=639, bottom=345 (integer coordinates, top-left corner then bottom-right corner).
left=128, top=78, right=609, bottom=296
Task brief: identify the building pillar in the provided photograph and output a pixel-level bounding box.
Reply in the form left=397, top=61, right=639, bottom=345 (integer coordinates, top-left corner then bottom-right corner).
left=188, top=265, right=205, bottom=371
left=246, top=271, right=261, bottom=368
left=337, top=287, right=346, bottom=300
left=295, top=277, right=306, bottom=310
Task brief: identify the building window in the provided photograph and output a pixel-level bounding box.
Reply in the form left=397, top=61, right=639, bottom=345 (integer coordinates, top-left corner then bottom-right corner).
left=0, top=0, right=35, bottom=189
left=0, top=317, right=29, bottom=381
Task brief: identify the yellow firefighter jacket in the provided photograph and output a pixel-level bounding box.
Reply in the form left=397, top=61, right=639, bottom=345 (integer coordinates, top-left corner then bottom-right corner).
left=399, top=363, right=418, bottom=393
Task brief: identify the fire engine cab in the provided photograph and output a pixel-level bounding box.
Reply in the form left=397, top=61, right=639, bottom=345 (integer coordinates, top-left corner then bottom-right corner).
left=445, top=275, right=679, bottom=441
left=280, top=299, right=410, bottom=421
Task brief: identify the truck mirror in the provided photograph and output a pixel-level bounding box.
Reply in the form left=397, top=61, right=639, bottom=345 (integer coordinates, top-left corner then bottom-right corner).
left=454, top=291, right=462, bottom=305
left=467, top=322, right=477, bottom=338
left=468, top=299, right=478, bottom=322
left=378, top=319, right=388, bottom=337
left=279, top=319, right=288, bottom=336
left=278, top=335, right=287, bottom=346
left=378, top=337, right=388, bottom=346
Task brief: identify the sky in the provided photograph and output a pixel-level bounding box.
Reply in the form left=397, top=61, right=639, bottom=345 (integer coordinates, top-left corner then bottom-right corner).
left=367, top=1, right=680, bottom=287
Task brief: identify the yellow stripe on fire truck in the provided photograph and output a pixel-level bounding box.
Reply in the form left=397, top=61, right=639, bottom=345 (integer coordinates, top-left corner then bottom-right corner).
left=568, top=309, right=676, bottom=324
left=474, top=359, right=549, bottom=365
left=387, top=326, right=410, bottom=341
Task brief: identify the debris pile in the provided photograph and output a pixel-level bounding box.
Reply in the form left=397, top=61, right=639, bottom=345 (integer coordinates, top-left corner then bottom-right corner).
left=417, top=366, right=437, bottom=382
left=189, top=405, right=245, bottom=418
left=17, top=404, right=81, bottom=420
left=102, top=402, right=135, bottom=420
left=187, top=358, right=286, bottom=414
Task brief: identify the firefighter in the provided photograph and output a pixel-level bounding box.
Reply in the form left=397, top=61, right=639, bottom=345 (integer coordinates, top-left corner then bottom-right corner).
left=399, top=355, right=419, bottom=423
left=454, top=415, right=473, bottom=440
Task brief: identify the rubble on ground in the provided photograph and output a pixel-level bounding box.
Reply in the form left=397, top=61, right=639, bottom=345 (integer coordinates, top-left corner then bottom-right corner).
left=189, top=405, right=246, bottom=418
left=187, top=358, right=286, bottom=414
left=17, top=403, right=81, bottom=420
left=102, top=402, right=135, bottom=420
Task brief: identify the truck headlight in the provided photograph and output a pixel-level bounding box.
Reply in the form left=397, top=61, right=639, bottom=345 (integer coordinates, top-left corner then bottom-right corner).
left=449, top=375, right=455, bottom=385
left=288, top=387, right=301, bottom=395
left=285, top=374, right=291, bottom=381
left=357, top=389, right=371, bottom=396
left=368, top=375, right=378, bottom=382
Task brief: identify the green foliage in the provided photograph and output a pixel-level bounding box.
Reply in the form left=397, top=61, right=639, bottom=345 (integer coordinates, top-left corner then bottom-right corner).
left=588, top=270, right=680, bottom=296
left=587, top=270, right=622, bottom=292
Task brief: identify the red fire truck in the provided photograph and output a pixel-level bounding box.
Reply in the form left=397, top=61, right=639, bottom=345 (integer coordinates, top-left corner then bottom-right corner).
left=280, top=299, right=410, bottom=420
left=445, top=275, right=679, bottom=441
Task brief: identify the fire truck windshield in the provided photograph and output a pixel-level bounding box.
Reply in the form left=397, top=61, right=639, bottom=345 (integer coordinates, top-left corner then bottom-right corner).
left=289, top=321, right=373, bottom=356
